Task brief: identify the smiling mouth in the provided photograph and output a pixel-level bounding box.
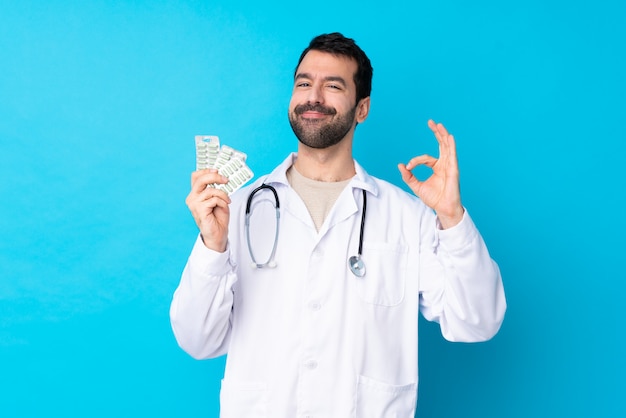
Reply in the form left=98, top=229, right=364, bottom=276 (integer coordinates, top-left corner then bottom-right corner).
left=301, top=111, right=330, bottom=119
left=294, top=104, right=336, bottom=117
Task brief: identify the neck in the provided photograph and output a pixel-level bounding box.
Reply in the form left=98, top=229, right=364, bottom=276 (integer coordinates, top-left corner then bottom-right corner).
left=294, top=140, right=355, bottom=182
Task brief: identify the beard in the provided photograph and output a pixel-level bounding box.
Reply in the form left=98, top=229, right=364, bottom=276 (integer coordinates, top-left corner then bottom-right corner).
left=288, top=103, right=356, bottom=149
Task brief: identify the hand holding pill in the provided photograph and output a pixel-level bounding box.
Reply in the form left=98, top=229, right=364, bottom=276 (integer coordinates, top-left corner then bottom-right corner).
left=188, top=135, right=254, bottom=251
left=195, top=135, right=254, bottom=195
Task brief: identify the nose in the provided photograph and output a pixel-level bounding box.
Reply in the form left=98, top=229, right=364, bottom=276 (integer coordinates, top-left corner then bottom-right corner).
left=305, top=83, right=324, bottom=104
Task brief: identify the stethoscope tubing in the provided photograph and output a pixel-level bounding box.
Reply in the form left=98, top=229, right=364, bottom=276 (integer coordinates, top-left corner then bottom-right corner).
left=245, top=183, right=367, bottom=277
left=245, top=184, right=280, bottom=268
left=356, top=189, right=366, bottom=258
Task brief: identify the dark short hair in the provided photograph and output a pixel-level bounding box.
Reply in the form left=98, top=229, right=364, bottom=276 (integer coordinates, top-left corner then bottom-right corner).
left=295, top=32, right=373, bottom=103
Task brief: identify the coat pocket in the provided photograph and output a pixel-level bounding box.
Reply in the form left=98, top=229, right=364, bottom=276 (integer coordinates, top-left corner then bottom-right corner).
left=355, top=375, right=417, bottom=418
left=219, top=380, right=267, bottom=418
left=354, top=242, right=408, bottom=306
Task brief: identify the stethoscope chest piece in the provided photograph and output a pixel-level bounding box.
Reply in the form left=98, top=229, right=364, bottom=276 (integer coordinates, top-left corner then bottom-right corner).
left=349, top=255, right=366, bottom=278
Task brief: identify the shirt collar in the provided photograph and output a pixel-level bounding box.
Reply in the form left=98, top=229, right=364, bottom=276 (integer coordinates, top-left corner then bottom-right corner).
left=263, top=153, right=379, bottom=197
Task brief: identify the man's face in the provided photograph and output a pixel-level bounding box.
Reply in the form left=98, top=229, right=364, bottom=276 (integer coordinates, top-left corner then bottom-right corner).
left=288, top=50, right=360, bottom=149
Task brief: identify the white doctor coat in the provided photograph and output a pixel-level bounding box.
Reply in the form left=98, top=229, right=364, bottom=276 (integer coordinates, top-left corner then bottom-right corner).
left=170, top=154, right=506, bottom=418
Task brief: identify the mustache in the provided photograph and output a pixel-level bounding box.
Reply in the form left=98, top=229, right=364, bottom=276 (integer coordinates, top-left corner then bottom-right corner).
left=294, top=103, right=337, bottom=116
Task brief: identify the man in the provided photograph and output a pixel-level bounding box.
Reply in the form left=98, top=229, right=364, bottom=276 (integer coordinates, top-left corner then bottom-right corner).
left=171, top=32, right=506, bottom=417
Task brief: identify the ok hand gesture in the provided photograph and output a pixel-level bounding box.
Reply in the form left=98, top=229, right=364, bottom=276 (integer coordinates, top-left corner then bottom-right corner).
left=398, top=120, right=465, bottom=229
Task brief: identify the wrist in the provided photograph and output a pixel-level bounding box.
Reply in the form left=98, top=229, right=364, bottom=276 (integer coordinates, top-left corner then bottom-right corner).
left=200, top=233, right=228, bottom=253
left=436, top=206, right=465, bottom=229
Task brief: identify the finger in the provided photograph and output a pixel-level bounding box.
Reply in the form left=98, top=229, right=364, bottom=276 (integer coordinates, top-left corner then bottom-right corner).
left=427, top=119, right=438, bottom=134
left=428, top=120, right=458, bottom=166
left=397, top=163, right=413, bottom=181
left=201, top=195, right=231, bottom=214
left=436, top=131, right=457, bottom=168
left=397, top=163, right=425, bottom=193
left=446, top=133, right=458, bottom=162
left=190, top=196, right=230, bottom=227
left=197, top=186, right=231, bottom=204
left=428, top=119, right=451, bottom=136
left=436, top=121, right=450, bottom=137
left=428, top=119, right=450, bottom=140
left=427, top=120, right=446, bottom=159
left=398, top=163, right=420, bottom=184
left=405, top=154, right=437, bottom=170
left=191, top=170, right=229, bottom=193
left=187, top=185, right=230, bottom=210
left=428, top=119, right=444, bottom=142
left=192, top=168, right=227, bottom=184
left=191, top=168, right=216, bottom=186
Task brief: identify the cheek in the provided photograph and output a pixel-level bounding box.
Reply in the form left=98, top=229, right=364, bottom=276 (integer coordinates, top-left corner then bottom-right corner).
left=334, top=101, right=353, bottom=116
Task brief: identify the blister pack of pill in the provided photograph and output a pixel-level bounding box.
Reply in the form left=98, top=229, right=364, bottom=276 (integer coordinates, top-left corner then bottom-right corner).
left=195, top=135, right=221, bottom=170
left=195, top=135, right=254, bottom=195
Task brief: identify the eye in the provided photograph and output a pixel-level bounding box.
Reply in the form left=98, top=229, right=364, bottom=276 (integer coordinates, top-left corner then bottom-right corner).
left=327, top=84, right=342, bottom=90
left=296, top=82, right=311, bottom=88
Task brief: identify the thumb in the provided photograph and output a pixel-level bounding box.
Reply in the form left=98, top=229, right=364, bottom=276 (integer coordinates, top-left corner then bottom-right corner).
left=398, top=163, right=418, bottom=186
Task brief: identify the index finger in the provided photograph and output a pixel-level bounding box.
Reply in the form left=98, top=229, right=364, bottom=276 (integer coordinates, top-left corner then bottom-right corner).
left=191, top=169, right=228, bottom=190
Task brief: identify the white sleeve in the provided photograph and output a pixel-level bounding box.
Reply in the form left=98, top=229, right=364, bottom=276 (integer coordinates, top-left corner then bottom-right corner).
left=170, top=235, right=237, bottom=359
left=419, top=210, right=507, bottom=342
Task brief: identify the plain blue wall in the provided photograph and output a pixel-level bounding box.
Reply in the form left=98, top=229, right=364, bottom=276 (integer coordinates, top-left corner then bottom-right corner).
left=1, top=0, right=624, bottom=417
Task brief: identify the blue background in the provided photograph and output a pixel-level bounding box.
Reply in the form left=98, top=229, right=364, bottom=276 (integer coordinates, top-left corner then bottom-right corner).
left=1, top=0, right=624, bottom=416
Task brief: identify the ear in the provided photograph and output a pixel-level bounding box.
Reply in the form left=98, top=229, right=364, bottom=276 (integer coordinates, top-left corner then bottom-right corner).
left=355, top=96, right=371, bottom=123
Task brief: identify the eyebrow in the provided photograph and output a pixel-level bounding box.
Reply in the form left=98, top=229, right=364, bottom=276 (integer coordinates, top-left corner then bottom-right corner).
left=295, top=73, right=348, bottom=87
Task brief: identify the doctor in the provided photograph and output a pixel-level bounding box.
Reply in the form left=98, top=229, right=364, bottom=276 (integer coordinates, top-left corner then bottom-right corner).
left=171, top=32, right=506, bottom=417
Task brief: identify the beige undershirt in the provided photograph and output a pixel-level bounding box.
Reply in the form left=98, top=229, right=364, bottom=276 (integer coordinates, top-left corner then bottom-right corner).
left=286, top=166, right=351, bottom=232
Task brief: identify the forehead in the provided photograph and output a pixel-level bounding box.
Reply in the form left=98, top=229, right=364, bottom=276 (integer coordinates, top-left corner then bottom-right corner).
left=296, top=50, right=357, bottom=83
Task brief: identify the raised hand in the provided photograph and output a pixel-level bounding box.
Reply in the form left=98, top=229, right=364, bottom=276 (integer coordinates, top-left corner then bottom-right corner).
left=185, top=169, right=231, bottom=252
left=398, top=120, right=465, bottom=229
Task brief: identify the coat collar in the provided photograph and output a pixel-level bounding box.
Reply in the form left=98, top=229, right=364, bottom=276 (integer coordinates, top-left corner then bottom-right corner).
left=263, top=153, right=379, bottom=197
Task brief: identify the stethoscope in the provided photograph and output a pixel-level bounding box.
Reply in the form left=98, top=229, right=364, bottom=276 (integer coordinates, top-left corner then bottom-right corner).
left=244, top=184, right=367, bottom=277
